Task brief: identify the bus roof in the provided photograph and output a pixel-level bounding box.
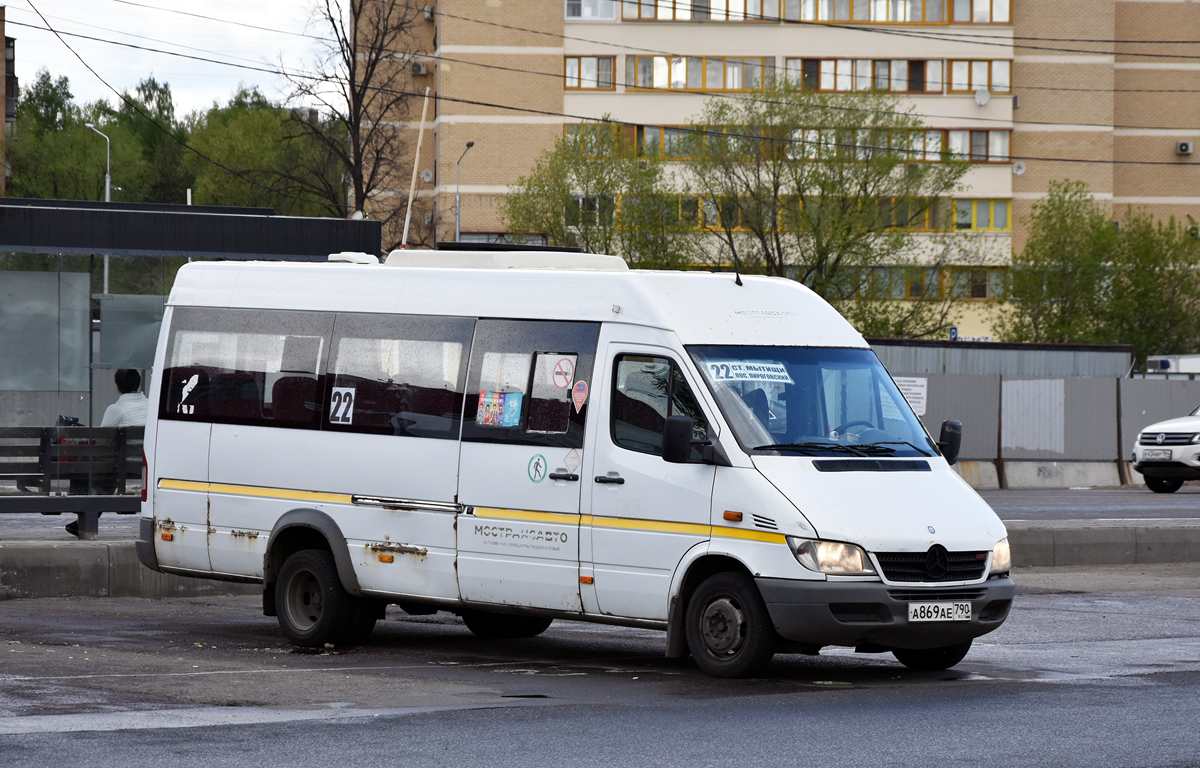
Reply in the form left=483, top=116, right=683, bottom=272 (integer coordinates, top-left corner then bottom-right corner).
left=166, top=257, right=866, bottom=348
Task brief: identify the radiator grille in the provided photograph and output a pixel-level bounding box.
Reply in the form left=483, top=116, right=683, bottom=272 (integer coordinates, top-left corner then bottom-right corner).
left=874, top=548, right=988, bottom=583
left=887, top=588, right=987, bottom=602
left=1139, top=432, right=1195, bottom=446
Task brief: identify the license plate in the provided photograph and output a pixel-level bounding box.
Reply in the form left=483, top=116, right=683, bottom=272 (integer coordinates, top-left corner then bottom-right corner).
left=908, top=601, right=971, bottom=622
left=1143, top=449, right=1172, bottom=460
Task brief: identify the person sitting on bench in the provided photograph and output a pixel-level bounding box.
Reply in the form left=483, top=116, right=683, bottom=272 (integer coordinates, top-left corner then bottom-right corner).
left=65, top=370, right=148, bottom=537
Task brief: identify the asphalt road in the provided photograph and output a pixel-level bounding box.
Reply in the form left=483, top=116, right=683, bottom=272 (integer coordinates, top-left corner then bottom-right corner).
left=3, top=565, right=1200, bottom=767
left=981, top=486, right=1200, bottom=521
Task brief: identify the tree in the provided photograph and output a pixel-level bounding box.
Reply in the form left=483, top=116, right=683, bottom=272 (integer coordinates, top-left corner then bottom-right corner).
left=499, top=121, right=691, bottom=268
left=186, top=87, right=343, bottom=217
left=683, top=84, right=978, bottom=337
left=997, top=180, right=1200, bottom=365
left=283, top=0, right=421, bottom=241
left=6, top=69, right=146, bottom=202
left=110, top=76, right=193, bottom=205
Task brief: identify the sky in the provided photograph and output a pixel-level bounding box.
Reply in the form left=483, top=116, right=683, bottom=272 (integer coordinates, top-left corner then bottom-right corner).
left=4, top=0, right=328, bottom=115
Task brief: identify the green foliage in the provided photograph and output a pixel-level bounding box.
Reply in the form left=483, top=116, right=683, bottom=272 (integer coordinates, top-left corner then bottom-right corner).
left=6, top=70, right=344, bottom=217
left=186, top=87, right=343, bottom=217
left=683, top=84, right=977, bottom=338
left=499, top=120, right=691, bottom=268
left=996, top=180, right=1200, bottom=365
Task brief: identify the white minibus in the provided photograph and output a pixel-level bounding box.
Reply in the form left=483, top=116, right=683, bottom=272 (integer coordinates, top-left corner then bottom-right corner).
left=136, top=249, right=1013, bottom=678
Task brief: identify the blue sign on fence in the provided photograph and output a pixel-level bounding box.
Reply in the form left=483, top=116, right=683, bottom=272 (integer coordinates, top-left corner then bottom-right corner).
left=949, top=326, right=958, bottom=342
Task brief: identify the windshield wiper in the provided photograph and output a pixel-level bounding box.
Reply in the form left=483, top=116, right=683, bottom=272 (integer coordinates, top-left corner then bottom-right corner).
left=857, top=440, right=933, bottom=457
left=753, top=442, right=871, bottom=457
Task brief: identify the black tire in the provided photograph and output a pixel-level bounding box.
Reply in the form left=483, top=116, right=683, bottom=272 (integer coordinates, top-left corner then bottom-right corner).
left=341, top=597, right=387, bottom=645
left=461, top=610, right=553, bottom=639
left=684, top=571, right=776, bottom=678
left=276, top=549, right=354, bottom=647
left=1146, top=477, right=1184, bottom=494
left=892, top=640, right=973, bottom=670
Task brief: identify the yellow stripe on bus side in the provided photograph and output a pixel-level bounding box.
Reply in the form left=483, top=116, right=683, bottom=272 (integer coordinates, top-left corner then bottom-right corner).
left=158, top=478, right=351, bottom=505
left=589, top=516, right=712, bottom=537
left=711, top=526, right=788, bottom=544
left=473, top=507, right=581, bottom=525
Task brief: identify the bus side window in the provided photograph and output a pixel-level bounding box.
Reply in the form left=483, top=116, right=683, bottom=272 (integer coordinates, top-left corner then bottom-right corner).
left=611, top=355, right=707, bottom=459
left=326, top=314, right=475, bottom=439
left=159, top=307, right=333, bottom=430
left=460, top=320, right=600, bottom=449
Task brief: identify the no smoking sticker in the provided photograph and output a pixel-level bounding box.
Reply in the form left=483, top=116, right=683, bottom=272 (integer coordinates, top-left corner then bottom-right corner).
left=552, top=357, right=576, bottom=389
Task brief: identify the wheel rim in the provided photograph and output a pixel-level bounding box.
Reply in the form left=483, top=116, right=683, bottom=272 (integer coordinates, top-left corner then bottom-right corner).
left=284, top=569, right=323, bottom=632
left=701, top=596, right=746, bottom=655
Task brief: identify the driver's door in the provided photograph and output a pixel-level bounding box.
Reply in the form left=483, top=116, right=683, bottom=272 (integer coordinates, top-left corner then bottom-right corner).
left=582, top=329, right=716, bottom=621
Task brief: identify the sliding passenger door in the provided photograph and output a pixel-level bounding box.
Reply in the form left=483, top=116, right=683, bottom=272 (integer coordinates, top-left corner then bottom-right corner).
left=456, top=320, right=600, bottom=612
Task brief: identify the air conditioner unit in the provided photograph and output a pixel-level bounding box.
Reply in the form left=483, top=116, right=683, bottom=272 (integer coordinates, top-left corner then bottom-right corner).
left=424, top=5, right=435, bottom=20
left=411, top=62, right=429, bottom=76
left=424, top=213, right=434, bottom=226
left=1178, top=140, right=1195, bottom=156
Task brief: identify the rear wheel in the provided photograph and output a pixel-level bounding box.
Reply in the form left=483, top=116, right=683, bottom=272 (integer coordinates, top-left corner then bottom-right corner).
left=276, top=549, right=353, bottom=647
left=892, top=640, right=973, bottom=670
left=684, top=571, right=776, bottom=678
left=1146, top=477, right=1184, bottom=494
left=461, top=610, right=553, bottom=639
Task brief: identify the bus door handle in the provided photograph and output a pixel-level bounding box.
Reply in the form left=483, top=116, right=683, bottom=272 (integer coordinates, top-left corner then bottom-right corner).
left=549, top=472, right=579, bottom=482
left=594, top=474, right=625, bottom=485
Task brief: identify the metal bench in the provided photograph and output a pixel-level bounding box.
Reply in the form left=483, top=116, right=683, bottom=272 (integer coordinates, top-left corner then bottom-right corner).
left=0, top=426, right=144, bottom=539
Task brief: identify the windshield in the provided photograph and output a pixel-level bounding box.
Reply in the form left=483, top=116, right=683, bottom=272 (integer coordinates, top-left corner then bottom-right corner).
left=689, top=346, right=936, bottom=458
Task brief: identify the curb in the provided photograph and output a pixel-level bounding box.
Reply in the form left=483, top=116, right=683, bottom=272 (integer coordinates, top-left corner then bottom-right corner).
left=0, top=541, right=258, bottom=601
left=1007, top=519, right=1200, bottom=567
left=4, top=522, right=1200, bottom=600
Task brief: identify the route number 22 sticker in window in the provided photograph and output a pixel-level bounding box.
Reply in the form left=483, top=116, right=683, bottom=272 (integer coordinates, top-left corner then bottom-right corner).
left=329, top=387, right=356, bottom=425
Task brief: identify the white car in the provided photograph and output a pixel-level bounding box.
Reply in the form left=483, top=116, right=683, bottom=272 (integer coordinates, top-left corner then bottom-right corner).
left=1132, top=405, right=1200, bottom=493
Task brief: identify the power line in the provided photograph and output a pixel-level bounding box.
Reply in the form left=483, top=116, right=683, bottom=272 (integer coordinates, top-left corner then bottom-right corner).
left=10, top=15, right=1196, bottom=134
left=21, top=1, right=337, bottom=211
left=14, top=6, right=1197, bottom=168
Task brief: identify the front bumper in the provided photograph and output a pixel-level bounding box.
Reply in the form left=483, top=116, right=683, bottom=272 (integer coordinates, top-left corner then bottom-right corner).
left=756, top=576, right=1015, bottom=650
left=1133, top=460, right=1200, bottom=480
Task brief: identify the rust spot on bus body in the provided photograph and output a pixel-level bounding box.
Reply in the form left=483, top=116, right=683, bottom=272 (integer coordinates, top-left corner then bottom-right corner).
left=230, top=530, right=259, bottom=540
left=366, top=541, right=427, bottom=557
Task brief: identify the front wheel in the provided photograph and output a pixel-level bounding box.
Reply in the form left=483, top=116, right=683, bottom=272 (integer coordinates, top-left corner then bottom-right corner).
left=1146, top=477, right=1184, bottom=494
left=892, top=640, right=973, bottom=670
left=276, top=548, right=353, bottom=647
left=684, top=571, right=776, bottom=678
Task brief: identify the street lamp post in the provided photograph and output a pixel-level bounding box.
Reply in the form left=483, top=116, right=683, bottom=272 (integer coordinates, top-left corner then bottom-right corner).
left=84, top=123, right=112, bottom=295
left=455, top=141, right=475, bottom=242
left=84, top=123, right=111, bottom=203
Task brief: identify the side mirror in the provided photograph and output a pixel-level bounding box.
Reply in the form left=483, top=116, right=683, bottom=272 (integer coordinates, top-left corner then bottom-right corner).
left=938, top=419, right=963, bottom=466
left=663, top=415, right=695, bottom=464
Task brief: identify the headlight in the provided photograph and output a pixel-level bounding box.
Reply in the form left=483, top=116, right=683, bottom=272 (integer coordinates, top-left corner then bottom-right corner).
left=1191, top=434, right=1200, bottom=444
left=992, top=538, right=1011, bottom=574
left=786, top=537, right=877, bottom=575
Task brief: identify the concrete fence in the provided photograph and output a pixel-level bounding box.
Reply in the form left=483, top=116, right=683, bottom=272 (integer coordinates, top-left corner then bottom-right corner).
left=908, top=376, right=1200, bottom=489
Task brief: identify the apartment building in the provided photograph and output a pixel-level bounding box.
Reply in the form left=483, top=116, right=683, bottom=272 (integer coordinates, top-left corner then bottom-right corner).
left=382, top=1, right=1195, bottom=337
left=1, top=6, right=14, bottom=196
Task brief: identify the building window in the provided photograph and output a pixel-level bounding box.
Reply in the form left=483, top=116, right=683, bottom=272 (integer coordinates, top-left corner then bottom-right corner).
left=954, top=199, right=1011, bottom=231
left=782, top=0, right=948, bottom=22
left=565, top=56, right=615, bottom=89
left=626, top=56, right=773, bottom=91
left=951, top=0, right=1009, bottom=23
left=624, top=0, right=782, bottom=20
left=946, top=130, right=1010, bottom=162
left=952, top=268, right=1006, bottom=300
left=948, top=60, right=1011, bottom=93
left=567, top=195, right=616, bottom=227
left=567, top=0, right=616, bottom=18
left=785, top=58, right=944, bottom=93
left=564, top=124, right=618, bottom=156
